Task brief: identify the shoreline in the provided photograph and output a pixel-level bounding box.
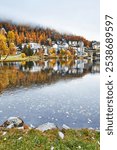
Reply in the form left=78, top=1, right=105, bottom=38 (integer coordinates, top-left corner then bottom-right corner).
left=0, top=117, right=100, bottom=149
left=0, top=54, right=98, bottom=62
left=0, top=117, right=100, bottom=133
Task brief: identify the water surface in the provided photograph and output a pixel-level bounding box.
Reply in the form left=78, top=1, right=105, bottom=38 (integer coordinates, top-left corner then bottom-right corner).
left=0, top=59, right=100, bottom=129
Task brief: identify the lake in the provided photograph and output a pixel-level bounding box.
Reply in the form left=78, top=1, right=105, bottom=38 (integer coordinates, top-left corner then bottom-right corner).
left=0, top=59, right=100, bottom=129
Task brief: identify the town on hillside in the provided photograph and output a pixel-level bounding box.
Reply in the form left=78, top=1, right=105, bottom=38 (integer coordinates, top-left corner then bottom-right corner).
left=0, top=21, right=100, bottom=60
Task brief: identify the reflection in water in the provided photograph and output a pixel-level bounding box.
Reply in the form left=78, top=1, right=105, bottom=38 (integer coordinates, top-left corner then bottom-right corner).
left=0, top=59, right=100, bottom=129
left=0, top=59, right=100, bottom=92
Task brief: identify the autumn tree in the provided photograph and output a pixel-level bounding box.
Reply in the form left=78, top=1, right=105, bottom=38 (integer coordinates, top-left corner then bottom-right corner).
left=19, top=32, right=25, bottom=43
left=0, top=21, right=92, bottom=50
left=66, top=50, right=72, bottom=57
left=68, top=47, right=76, bottom=55
left=39, top=33, right=47, bottom=45
left=0, top=34, right=9, bottom=59
left=9, top=43, right=16, bottom=55
left=15, top=31, right=21, bottom=45
left=31, top=31, right=36, bottom=42
left=7, top=31, right=15, bottom=44
left=49, top=48, right=56, bottom=54
left=60, top=49, right=66, bottom=55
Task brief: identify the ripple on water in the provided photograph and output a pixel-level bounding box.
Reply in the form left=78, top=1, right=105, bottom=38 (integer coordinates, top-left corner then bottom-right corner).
left=0, top=74, right=100, bottom=129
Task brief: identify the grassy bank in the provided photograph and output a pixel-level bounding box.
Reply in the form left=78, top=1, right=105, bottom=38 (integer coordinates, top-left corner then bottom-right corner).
left=0, top=54, right=87, bottom=62
left=0, top=55, right=42, bottom=62
left=0, top=128, right=100, bottom=150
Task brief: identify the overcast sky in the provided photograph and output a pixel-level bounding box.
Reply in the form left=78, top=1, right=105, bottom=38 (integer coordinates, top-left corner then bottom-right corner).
left=0, top=0, right=100, bottom=41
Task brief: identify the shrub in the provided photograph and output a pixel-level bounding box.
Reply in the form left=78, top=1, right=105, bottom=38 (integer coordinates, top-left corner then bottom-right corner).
left=21, top=53, right=26, bottom=58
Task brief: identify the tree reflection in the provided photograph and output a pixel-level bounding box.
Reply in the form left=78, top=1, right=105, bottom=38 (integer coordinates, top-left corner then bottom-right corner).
left=0, top=59, right=100, bottom=93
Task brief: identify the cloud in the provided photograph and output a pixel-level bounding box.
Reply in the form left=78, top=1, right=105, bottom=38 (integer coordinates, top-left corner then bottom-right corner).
left=0, top=0, right=100, bottom=40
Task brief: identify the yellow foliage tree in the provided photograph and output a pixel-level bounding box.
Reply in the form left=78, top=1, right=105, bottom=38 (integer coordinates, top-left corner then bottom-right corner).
left=7, top=31, right=15, bottom=44
left=9, top=43, right=16, bottom=55
left=60, top=49, right=66, bottom=55
left=0, top=34, right=9, bottom=59
left=66, top=50, right=72, bottom=57
left=49, top=48, right=56, bottom=54
left=15, top=31, right=21, bottom=45
left=39, top=33, right=46, bottom=44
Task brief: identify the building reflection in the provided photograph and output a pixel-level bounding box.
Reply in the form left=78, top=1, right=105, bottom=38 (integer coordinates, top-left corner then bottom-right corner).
left=19, top=59, right=100, bottom=75
left=0, top=59, right=100, bottom=93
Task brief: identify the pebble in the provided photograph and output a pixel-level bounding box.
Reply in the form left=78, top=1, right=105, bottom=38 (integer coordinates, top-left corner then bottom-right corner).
left=58, top=131, right=64, bottom=139
left=62, top=124, right=70, bottom=129
left=2, top=131, right=7, bottom=136
left=36, top=122, right=57, bottom=132
left=50, top=146, right=54, bottom=150
left=18, top=137, right=22, bottom=140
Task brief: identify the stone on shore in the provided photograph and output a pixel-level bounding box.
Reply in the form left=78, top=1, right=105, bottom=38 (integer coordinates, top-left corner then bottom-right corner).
left=58, top=131, right=64, bottom=139
left=36, top=122, right=57, bottom=132
left=0, top=117, right=29, bottom=129
left=62, top=124, right=70, bottom=129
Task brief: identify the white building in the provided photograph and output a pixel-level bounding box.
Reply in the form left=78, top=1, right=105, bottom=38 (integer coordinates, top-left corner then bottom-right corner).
left=68, top=41, right=78, bottom=47
left=52, top=41, right=69, bottom=52
left=92, top=41, right=100, bottom=50
left=22, top=43, right=41, bottom=49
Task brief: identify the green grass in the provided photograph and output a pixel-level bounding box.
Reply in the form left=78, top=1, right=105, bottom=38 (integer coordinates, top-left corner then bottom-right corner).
left=0, top=128, right=100, bottom=150
left=0, top=55, right=27, bottom=62
left=0, top=54, right=90, bottom=62
left=0, top=55, right=42, bottom=62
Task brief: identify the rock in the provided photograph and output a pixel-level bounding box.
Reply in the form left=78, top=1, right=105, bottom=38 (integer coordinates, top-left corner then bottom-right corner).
left=62, top=124, right=70, bottom=130
left=50, top=146, right=54, bottom=150
left=58, top=131, right=64, bottom=139
left=1, top=117, right=24, bottom=128
left=98, top=141, right=100, bottom=145
left=2, top=131, right=7, bottom=136
left=30, top=124, right=35, bottom=128
left=7, top=123, right=14, bottom=129
left=23, top=124, right=29, bottom=129
left=36, top=122, right=57, bottom=132
left=18, top=137, right=22, bottom=140
left=1, top=117, right=29, bottom=129
left=17, top=127, right=24, bottom=130
left=78, top=146, right=81, bottom=149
